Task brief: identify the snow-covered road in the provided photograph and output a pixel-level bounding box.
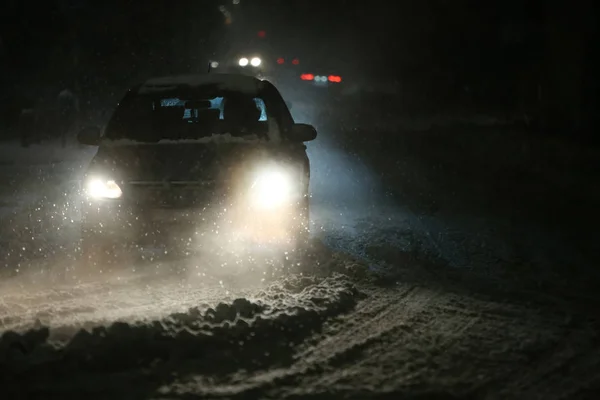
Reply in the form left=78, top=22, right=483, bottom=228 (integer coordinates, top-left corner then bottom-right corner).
left=1, top=130, right=599, bottom=399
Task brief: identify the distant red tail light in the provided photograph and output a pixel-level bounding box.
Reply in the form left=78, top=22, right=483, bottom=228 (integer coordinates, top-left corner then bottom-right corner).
left=300, top=73, right=314, bottom=80
left=277, top=58, right=284, bottom=64
left=328, top=75, right=342, bottom=83
left=292, top=58, right=299, bottom=65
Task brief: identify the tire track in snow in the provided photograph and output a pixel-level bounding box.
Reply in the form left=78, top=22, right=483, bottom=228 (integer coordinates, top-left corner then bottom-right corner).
left=245, top=284, right=592, bottom=400
left=483, top=321, right=600, bottom=400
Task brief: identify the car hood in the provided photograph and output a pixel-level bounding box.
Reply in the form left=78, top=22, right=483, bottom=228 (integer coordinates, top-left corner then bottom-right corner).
left=87, top=143, right=282, bottom=183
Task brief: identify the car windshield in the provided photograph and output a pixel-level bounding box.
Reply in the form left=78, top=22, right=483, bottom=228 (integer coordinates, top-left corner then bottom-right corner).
left=104, top=89, right=271, bottom=142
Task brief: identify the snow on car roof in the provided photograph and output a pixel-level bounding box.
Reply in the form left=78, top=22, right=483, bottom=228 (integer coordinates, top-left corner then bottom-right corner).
left=102, top=134, right=268, bottom=146
left=138, top=74, right=263, bottom=95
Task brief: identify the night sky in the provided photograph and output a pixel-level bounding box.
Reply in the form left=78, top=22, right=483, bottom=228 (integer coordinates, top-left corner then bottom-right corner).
left=1, top=0, right=598, bottom=136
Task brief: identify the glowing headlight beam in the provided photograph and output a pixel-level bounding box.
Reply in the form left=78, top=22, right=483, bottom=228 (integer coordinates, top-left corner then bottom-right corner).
left=250, top=170, right=292, bottom=209
left=238, top=57, right=249, bottom=67
left=87, top=178, right=122, bottom=199
left=250, top=57, right=261, bottom=67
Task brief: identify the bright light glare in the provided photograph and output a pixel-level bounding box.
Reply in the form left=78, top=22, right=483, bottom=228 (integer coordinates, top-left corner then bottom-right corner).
left=210, top=61, right=219, bottom=68
left=239, top=57, right=249, bottom=66
left=250, top=170, right=292, bottom=208
left=87, top=178, right=122, bottom=199
left=250, top=57, right=261, bottom=67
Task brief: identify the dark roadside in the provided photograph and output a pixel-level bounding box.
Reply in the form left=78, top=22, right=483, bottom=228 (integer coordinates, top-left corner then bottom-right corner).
left=332, top=120, right=600, bottom=310
left=0, top=143, right=88, bottom=278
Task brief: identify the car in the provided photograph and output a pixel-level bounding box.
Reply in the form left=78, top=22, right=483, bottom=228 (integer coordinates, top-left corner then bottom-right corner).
left=77, top=73, right=317, bottom=268
left=208, top=56, right=266, bottom=80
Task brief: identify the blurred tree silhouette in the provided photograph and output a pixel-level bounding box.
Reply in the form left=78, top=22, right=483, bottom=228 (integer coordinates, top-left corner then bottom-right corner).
left=540, top=0, right=596, bottom=138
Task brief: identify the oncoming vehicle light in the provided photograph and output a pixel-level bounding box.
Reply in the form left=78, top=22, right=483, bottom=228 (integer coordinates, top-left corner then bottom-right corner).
left=250, top=57, right=262, bottom=67
left=249, top=169, right=292, bottom=209
left=86, top=178, right=122, bottom=199
left=238, top=57, right=249, bottom=67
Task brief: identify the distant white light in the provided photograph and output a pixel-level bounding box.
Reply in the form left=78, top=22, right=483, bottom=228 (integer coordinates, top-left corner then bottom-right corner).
left=210, top=61, right=219, bottom=68
left=233, top=0, right=240, bottom=4
left=250, top=57, right=262, bottom=67
left=239, top=57, right=249, bottom=66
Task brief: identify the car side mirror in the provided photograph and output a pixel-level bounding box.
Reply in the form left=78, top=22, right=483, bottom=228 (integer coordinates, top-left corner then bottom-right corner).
left=77, top=126, right=101, bottom=146
left=289, top=123, right=317, bottom=142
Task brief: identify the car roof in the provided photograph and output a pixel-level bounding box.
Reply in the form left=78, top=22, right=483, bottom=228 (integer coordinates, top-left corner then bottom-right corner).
left=138, top=73, right=264, bottom=96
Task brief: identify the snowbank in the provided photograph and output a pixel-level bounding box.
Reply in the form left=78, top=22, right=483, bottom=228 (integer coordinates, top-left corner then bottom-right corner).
left=0, top=273, right=361, bottom=397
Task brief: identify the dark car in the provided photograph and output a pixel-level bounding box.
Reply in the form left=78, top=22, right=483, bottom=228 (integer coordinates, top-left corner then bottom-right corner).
left=77, top=74, right=317, bottom=267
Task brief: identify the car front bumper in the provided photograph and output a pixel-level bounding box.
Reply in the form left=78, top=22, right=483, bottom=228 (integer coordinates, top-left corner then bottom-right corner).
left=81, top=197, right=308, bottom=249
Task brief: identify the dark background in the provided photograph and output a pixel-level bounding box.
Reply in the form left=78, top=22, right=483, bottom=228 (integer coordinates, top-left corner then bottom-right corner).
left=0, top=0, right=597, bottom=139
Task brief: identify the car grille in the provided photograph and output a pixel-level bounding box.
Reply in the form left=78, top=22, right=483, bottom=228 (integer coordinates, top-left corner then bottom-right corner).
left=126, top=181, right=224, bottom=209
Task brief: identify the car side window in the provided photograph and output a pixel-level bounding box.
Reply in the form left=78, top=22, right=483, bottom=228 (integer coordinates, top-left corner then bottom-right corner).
left=258, top=84, right=295, bottom=140
left=253, top=98, right=268, bottom=121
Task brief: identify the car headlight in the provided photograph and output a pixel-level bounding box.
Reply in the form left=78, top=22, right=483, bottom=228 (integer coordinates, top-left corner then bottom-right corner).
left=250, top=57, right=261, bottom=67
left=86, top=178, right=122, bottom=199
left=238, top=57, right=249, bottom=67
left=249, top=169, right=292, bottom=209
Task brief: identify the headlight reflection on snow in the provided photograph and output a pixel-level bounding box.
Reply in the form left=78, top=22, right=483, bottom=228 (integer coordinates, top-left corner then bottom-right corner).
left=86, top=178, right=123, bottom=199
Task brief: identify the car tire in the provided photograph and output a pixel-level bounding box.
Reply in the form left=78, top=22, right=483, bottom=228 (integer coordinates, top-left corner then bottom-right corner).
left=295, top=195, right=311, bottom=246
left=278, top=197, right=312, bottom=274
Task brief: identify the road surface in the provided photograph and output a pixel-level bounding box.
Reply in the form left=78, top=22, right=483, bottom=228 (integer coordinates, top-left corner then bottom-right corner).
left=0, top=127, right=599, bottom=399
